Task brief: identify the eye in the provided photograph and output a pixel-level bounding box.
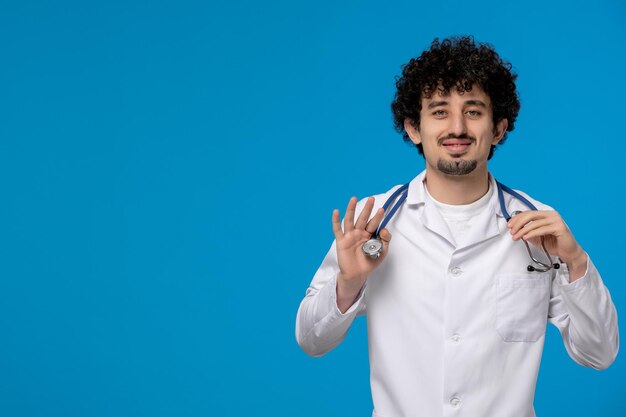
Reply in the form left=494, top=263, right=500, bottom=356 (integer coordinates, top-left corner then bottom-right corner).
left=432, top=110, right=447, bottom=117
left=466, top=110, right=481, bottom=118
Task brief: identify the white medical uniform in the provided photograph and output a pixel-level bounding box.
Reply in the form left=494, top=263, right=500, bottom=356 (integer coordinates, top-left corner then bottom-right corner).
left=295, top=170, right=618, bottom=417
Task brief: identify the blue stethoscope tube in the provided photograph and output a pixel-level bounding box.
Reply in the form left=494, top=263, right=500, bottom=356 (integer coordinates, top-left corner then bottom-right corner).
left=361, top=181, right=560, bottom=273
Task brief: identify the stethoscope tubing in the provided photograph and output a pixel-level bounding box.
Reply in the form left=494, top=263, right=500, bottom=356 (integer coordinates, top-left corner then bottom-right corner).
left=365, top=180, right=559, bottom=272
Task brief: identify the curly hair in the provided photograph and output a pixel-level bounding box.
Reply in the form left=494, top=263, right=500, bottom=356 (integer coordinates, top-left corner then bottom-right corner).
left=391, top=36, right=520, bottom=159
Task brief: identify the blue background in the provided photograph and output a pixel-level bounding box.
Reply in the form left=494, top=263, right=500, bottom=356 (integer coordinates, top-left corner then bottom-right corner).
left=1, top=0, right=624, bottom=416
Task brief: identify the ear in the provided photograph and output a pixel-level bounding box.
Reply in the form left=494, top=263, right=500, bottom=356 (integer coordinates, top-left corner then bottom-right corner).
left=492, top=118, right=508, bottom=145
left=404, top=119, right=421, bottom=145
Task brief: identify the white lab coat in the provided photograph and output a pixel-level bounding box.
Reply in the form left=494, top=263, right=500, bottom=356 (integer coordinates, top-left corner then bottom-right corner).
left=295, top=170, right=618, bottom=417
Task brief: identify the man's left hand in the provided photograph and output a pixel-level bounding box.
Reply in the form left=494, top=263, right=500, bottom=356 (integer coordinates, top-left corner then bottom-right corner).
left=507, top=210, right=587, bottom=281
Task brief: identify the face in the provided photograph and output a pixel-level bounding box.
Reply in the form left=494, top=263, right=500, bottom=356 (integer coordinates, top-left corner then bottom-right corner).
left=404, top=85, right=508, bottom=176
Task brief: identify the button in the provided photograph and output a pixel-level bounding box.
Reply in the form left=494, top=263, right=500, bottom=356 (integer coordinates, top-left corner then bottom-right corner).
left=450, top=267, right=462, bottom=276
left=450, top=397, right=461, bottom=407
left=451, top=333, right=461, bottom=343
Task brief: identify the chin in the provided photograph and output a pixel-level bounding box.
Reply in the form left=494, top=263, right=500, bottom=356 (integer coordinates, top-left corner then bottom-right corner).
left=436, top=158, right=478, bottom=176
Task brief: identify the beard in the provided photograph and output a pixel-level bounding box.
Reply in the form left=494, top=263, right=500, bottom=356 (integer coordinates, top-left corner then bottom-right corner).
left=437, top=158, right=478, bottom=175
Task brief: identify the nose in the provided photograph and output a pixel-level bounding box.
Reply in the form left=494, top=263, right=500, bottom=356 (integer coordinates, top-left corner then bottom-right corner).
left=448, top=111, right=467, bottom=137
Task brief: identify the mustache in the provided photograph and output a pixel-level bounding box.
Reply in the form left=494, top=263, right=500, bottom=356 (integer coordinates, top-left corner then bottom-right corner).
left=437, top=133, right=476, bottom=145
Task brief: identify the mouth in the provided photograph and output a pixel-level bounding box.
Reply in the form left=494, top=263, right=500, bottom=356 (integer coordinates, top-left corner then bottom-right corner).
left=441, top=138, right=473, bottom=154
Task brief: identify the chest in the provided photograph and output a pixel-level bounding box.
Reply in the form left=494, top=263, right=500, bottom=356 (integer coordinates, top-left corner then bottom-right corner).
left=365, top=205, right=552, bottom=317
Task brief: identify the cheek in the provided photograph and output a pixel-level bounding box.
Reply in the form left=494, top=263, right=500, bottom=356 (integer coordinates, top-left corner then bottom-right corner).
left=420, top=135, right=437, bottom=149
left=471, top=122, right=496, bottom=137
left=417, top=125, right=440, bottom=142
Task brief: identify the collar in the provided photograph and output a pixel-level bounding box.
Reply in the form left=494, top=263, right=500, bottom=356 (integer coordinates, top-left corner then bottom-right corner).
left=405, top=169, right=500, bottom=209
left=403, top=170, right=503, bottom=247
left=405, top=170, right=428, bottom=206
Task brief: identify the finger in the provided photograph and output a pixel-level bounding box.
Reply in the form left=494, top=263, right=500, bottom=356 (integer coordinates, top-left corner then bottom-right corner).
left=379, top=228, right=392, bottom=253
left=507, top=211, right=533, bottom=231
left=343, top=197, right=357, bottom=232
left=365, top=207, right=385, bottom=235
left=379, top=228, right=392, bottom=244
left=525, top=236, right=543, bottom=248
left=332, top=209, right=343, bottom=241
left=508, top=211, right=553, bottom=234
left=355, top=197, right=375, bottom=230
left=520, top=225, right=560, bottom=242
left=511, top=218, right=552, bottom=240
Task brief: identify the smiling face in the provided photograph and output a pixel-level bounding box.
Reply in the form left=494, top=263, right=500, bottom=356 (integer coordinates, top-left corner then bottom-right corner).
left=404, top=85, right=508, bottom=177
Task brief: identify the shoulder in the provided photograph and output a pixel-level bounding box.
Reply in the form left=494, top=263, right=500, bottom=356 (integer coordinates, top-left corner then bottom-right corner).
left=354, top=183, right=406, bottom=214
left=357, top=170, right=424, bottom=211
left=503, top=186, right=555, bottom=213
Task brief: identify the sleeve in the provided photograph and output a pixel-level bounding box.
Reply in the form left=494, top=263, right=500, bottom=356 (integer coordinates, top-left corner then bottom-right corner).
left=548, top=254, right=619, bottom=370
left=295, top=239, right=367, bottom=357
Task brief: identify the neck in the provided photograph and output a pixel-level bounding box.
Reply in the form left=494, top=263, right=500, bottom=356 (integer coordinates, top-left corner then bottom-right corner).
left=424, top=166, right=490, bottom=205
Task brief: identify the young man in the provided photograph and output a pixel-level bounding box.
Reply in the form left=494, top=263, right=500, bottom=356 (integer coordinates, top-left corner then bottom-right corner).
left=295, top=37, right=618, bottom=417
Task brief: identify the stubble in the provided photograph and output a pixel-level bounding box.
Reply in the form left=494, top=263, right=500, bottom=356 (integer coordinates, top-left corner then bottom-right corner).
left=437, top=159, right=478, bottom=175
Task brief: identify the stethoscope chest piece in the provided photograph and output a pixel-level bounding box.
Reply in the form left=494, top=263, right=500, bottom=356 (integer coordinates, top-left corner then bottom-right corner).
left=359, top=183, right=410, bottom=260
left=362, top=238, right=383, bottom=259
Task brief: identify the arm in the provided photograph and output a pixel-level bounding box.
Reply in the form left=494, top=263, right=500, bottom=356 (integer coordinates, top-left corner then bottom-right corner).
left=508, top=210, right=619, bottom=369
left=548, top=256, right=619, bottom=370
left=295, top=240, right=367, bottom=357
left=295, top=196, right=392, bottom=357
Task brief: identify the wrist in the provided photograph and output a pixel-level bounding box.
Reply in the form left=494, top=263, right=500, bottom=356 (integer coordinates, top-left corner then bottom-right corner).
left=336, top=274, right=366, bottom=313
left=561, top=247, right=586, bottom=269
left=562, top=248, right=587, bottom=282
left=337, top=272, right=366, bottom=288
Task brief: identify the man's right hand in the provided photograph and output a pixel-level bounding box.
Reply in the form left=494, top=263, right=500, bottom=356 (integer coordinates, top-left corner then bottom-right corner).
left=332, top=196, right=392, bottom=313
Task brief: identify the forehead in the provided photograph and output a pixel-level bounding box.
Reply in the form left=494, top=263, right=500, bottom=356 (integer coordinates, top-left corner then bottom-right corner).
left=422, top=84, right=492, bottom=106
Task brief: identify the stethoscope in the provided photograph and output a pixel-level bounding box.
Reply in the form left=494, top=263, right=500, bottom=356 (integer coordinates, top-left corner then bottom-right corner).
left=361, top=181, right=561, bottom=272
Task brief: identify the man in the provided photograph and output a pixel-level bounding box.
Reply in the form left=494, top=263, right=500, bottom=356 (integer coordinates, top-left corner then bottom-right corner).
left=295, top=36, right=619, bottom=417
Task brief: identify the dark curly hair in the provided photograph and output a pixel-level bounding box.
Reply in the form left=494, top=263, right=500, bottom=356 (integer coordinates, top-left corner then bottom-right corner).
left=391, top=36, right=520, bottom=159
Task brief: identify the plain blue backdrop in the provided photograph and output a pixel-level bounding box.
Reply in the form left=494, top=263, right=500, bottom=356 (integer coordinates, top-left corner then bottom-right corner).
left=1, top=0, right=625, bottom=416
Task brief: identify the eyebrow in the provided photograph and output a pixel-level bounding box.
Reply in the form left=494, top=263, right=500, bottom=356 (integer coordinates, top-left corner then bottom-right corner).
left=465, top=100, right=487, bottom=108
left=426, top=99, right=487, bottom=109
left=427, top=101, right=448, bottom=109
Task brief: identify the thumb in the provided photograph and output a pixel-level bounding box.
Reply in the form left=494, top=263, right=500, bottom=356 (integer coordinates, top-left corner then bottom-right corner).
left=525, top=236, right=542, bottom=248
left=379, top=228, right=392, bottom=252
